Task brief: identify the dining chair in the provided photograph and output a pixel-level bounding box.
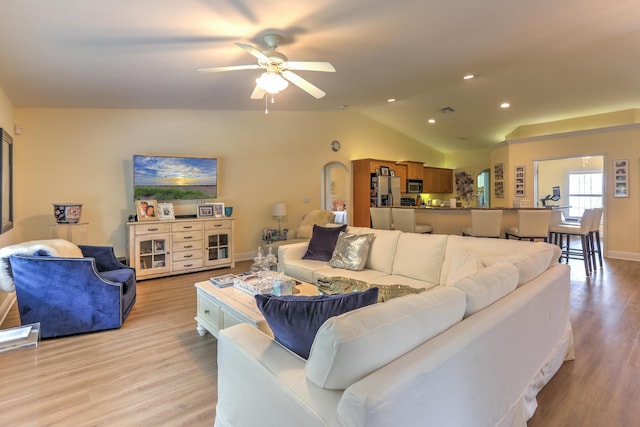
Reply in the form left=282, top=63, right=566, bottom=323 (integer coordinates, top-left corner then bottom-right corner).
left=390, top=208, right=432, bottom=234
left=462, top=209, right=503, bottom=238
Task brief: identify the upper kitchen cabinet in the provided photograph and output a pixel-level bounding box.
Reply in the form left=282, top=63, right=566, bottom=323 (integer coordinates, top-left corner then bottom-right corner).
left=397, top=161, right=424, bottom=180
left=423, top=167, right=454, bottom=193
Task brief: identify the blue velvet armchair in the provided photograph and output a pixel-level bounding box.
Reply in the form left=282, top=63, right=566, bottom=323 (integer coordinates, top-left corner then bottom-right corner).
left=9, top=245, right=136, bottom=338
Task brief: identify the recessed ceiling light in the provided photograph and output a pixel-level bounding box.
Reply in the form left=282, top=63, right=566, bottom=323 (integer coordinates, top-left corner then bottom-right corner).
left=500, top=102, right=511, bottom=109
left=387, top=98, right=396, bottom=103
left=428, top=118, right=436, bottom=124
left=463, top=74, right=474, bottom=80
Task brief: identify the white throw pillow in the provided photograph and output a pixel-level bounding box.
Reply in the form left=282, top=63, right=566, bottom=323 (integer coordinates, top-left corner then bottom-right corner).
left=453, top=262, right=519, bottom=317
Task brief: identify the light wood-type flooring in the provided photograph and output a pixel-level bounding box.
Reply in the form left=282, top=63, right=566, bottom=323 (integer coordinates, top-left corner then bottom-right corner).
left=1, top=256, right=638, bottom=426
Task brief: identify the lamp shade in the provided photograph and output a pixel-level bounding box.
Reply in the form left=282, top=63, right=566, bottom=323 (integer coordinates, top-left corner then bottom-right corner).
left=272, top=202, right=287, bottom=217
left=256, top=72, right=289, bottom=94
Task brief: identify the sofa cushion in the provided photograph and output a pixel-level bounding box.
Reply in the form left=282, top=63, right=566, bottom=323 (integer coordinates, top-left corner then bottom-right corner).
left=302, top=224, right=347, bottom=261
left=346, top=227, right=401, bottom=274
left=305, top=286, right=466, bottom=390
left=391, top=233, right=448, bottom=284
left=443, top=251, right=483, bottom=286
left=481, top=243, right=558, bottom=286
left=452, top=262, right=519, bottom=316
left=255, top=288, right=378, bottom=359
left=328, top=232, right=375, bottom=271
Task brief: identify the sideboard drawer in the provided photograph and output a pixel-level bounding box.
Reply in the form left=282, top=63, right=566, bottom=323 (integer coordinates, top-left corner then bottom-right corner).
left=205, top=220, right=231, bottom=231
left=173, top=249, right=202, bottom=262
left=197, top=293, right=221, bottom=331
left=171, top=221, right=204, bottom=232
left=173, top=258, right=203, bottom=271
left=172, top=240, right=203, bottom=252
left=172, top=230, right=203, bottom=243
left=134, top=223, right=171, bottom=235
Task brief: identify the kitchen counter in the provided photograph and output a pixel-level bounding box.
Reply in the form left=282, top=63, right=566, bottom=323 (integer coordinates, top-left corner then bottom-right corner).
left=388, top=206, right=553, bottom=236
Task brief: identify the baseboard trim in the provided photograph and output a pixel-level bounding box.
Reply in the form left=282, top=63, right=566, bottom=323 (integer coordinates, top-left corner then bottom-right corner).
left=606, top=251, right=640, bottom=262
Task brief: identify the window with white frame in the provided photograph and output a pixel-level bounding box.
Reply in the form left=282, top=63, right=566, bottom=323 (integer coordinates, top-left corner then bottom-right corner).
left=567, top=171, right=603, bottom=218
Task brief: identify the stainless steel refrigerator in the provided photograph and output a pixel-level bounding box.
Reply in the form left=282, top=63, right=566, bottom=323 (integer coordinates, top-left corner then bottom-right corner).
left=374, top=175, right=401, bottom=207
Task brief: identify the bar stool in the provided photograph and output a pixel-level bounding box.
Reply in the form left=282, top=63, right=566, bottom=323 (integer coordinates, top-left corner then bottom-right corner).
left=369, top=207, right=393, bottom=230
left=589, top=208, right=604, bottom=269
left=505, top=209, right=552, bottom=242
left=391, top=208, right=432, bottom=234
left=462, top=209, right=503, bottom=238
left=548, top=208, right=594, bottom=276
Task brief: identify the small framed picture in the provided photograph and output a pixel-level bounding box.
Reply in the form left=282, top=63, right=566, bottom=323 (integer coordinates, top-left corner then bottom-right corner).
left=375, top=168, right=380, bottom=176
left=380, top=166, right=390, bottom=176
left=158, top=202, right=175, bottom=221
left=136, top=200, right=158, bottom=221
left=212, top=202, right=225, bottom=218
left=197, top=204, right=215, bottom=218
left=390, top=170, right=396, bottom=176
left=613, top=159, right=629, bottom=198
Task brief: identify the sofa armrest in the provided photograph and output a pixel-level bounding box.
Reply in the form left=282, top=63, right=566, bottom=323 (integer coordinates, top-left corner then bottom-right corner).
left=79, top=245, right=130, bottom=272
left=277, top=242, right=309, bottom=265
left=215, top=324, right=342, bottom=427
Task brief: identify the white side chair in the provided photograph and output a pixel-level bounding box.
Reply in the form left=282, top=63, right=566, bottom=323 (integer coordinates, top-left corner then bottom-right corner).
left=462, top=209, right=503, bottom=238
left=589, top=207, right=604, bottom=270
left=548, top=208, right=594, bottom=276
left=505, top=209, right=552, bottom=242
left=369, top=207, right=393, bottom=230
left=391, top=208, right=432, bottom=234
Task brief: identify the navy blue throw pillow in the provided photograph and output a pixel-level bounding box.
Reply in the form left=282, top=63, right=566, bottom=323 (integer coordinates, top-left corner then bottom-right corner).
left=302, top=224, right=347, bottom=261
left=255, top=287, right=379, bottom=359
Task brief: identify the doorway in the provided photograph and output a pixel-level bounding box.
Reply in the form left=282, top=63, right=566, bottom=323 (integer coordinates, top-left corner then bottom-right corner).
left=477, top=169, right=490, bottom=207
left=322, top=161, right=349, bottom=224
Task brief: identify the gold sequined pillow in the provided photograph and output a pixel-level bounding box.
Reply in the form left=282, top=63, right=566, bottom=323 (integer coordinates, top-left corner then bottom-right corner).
left=328, top=232, right=375, bottom=271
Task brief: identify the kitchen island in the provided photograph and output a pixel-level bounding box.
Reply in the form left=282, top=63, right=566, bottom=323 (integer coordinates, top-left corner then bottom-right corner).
left=397, top=206, right=555, bottom=237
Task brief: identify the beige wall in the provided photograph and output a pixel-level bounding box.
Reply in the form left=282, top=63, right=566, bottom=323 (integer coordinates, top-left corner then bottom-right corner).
left=0, top=87, right=15, bottom=249
left=498, top=125, right=640, bottom=260
left=13, top=107, right=441, bottom=259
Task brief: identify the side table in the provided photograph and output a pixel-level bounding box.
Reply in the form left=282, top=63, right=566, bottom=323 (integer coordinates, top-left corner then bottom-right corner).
left=50, top=222, right=88, bottom=244
left=0, top=323, right=41, bottom=354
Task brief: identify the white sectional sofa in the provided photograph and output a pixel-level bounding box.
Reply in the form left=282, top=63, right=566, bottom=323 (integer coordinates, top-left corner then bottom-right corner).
left=214, top=227, right=574, bottom=427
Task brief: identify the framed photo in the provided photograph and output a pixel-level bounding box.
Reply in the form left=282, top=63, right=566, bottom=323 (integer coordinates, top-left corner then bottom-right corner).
left=514, top=165, right=526, bottom=197
left=390, top=169, right=396, bottom=176
left=375, top=168, right=380, bottom=176
left=494, top=162, right=504, bottom=181
left=197, top=204, right=215, bottom=218
left=157, top=202, right=175, bottom=221
left=494, top=181, right=504, bottom=198
left=136, top=199, right=158, bottom=221
left=613, top=159, right=629, bottom=198
left=380, top=166, right=390, bottom=176
left=212, top=202, right=225, bottom=218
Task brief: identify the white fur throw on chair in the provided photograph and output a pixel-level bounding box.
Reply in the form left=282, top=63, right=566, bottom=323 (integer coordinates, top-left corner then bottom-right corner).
left=0, top=239, right=83, bottom=292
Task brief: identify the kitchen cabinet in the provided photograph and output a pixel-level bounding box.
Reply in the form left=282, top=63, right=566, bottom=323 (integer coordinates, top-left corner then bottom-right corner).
left=423, top=167, right=454, bottom=193
left=397, top=161, right=424, bottom=180
left=126, top=217, right=234, bottom=280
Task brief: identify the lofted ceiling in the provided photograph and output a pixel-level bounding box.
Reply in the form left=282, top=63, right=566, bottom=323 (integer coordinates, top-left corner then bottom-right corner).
left=0, top=0, right=639, bottom=153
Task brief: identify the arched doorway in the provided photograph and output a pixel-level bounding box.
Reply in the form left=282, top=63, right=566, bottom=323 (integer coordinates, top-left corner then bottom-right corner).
left=322, top=161, right=349, bottom=224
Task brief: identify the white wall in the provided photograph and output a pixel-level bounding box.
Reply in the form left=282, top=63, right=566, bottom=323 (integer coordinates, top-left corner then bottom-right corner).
left=14, top=107, right=442, bottom=259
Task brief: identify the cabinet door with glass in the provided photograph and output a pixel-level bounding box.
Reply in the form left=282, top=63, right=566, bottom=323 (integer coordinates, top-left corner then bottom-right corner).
left=204, top=220, right=233, bottom=268
left=134, top=232, right=171, bottom=277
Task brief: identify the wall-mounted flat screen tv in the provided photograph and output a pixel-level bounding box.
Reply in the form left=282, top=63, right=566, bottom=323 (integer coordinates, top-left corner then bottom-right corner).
left=133, top=155, right=217, bottom=200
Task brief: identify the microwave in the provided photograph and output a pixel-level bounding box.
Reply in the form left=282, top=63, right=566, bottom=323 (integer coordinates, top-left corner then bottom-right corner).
left=406, top=179, right=423, bottom=193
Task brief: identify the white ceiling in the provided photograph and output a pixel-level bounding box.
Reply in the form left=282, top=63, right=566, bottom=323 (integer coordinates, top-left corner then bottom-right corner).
left=1, top=0, right=639, bottom=153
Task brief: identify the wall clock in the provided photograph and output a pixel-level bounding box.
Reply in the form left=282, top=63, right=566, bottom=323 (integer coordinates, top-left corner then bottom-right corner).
left=331, top=140, right=341, bottom=152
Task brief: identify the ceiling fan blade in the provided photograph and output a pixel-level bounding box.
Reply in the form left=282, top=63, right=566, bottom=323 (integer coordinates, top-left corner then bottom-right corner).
left=285, top=61, right=336, bottom=72
left=282, top=70, right=326, bottom=99
left=235, top=42, right=270, bottom=62
left=198, top=64, right=261, bottom=73
left=250, top=85, right=266, bottom=99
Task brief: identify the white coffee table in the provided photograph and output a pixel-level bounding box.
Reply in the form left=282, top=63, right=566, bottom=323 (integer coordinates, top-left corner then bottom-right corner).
left=194, top=280, right=317, bottom=338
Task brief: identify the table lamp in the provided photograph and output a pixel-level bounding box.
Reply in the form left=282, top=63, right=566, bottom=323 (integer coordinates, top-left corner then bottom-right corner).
left=272, top=202, right=287, bottom=236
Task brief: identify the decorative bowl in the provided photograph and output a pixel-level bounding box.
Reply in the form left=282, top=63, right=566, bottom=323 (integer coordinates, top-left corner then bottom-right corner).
left=53, top=203, right=83, bottom=223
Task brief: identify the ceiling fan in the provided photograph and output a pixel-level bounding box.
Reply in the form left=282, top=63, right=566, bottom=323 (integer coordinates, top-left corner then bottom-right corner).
left=198, top=34, right=335, bottom=99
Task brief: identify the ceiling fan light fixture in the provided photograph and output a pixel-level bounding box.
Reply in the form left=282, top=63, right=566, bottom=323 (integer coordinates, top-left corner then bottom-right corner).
left=256, top=71, right=289, bottom=94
